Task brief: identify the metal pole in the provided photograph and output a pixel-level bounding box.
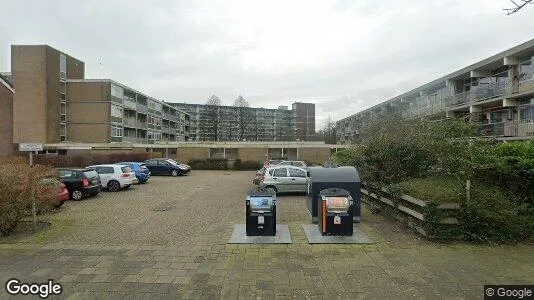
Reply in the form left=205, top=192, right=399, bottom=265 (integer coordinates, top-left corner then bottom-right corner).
left=30, top=151, right=36, bottom=232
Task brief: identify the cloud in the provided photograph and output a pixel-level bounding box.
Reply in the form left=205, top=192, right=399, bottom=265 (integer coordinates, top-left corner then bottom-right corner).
left=1, top=0, right=534, bottom=130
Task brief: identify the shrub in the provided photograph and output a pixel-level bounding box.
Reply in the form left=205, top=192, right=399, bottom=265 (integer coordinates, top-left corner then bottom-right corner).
left=188, top=158, right=229, bottom=170
left=233, top=159, right=262, bottom=170
left=0, top=161, right=56, bottom=235
left=459, top=185, right=534, bottom=243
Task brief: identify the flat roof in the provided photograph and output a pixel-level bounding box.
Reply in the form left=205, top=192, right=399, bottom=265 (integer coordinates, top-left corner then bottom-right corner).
left=337, top=38, right=534, bottom=122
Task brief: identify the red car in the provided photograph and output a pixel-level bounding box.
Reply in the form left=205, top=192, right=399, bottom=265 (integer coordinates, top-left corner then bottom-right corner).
left=57, top=182, right=69, bottom=204
left=39, top=178, right=70, bottom=208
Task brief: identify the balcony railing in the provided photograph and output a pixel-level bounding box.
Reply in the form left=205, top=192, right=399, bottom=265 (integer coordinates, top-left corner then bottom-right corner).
left=123, top=98, right=137, bottom=110
left=123, top=118, right=137, bottom=128
left=137, top=104, right=148, bottom=114
left=122, top=136, right=147, bottom=143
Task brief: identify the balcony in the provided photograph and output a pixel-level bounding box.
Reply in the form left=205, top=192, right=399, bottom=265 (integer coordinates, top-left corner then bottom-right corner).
left=123, top=118, right=137, bottom=128
left=136, top=121, right=147, bottom=129
left=123, top=98, right=137, bottom=110
left=137, top=104, right=148, bottom=114
left=163, top=112, right=174, bottom=120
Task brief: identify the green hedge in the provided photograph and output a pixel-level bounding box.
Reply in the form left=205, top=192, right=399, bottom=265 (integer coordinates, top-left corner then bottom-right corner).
left=188, top=158, right=229, bottom=170
left=233, top=159, right=262, bottom=170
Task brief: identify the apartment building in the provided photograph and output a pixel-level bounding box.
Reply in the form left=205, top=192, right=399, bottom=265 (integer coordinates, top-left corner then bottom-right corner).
left=336, top=39, right=534, bottom=143
left=292, top=102, right=316, bottom=141
left=168, top=103, right=301, bottom=141
left=8, top=45, right=190, bottom=148
left=0, top=73, right=14, bottom=156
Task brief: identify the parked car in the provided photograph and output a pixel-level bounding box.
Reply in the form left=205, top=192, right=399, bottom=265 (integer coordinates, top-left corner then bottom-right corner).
left=58, top=168, right=102, bottom=201
left=145, top=158, right=191, bottom=176
left=116, top=162, right=151, bottom=183
left=278, top=160, right=308, bottom=169
left=259, top=165, right=308, bottom=194
left=263, top=159, right=283, bottom=168
left=322, top=161, right=339, bottom=168
left=88, top=164, right=137, bottom=192
left=38, top=178, right=70, bottom=208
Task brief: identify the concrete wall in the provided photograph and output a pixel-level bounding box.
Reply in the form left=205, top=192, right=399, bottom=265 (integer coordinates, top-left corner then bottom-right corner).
left=12, top=45, right=48, bottom=143
left=68, top=124, right=109, bottom=143
left=297, top=147, right=330, bottom=163
left=0, top=80, right=13, bottom=156
left=67, top=81, right=111, bottom=143
left=240, top=148, right=268, bottom=162
left=45, top=47, right=61, bottom=143
left=177, top=147, right=209, bottom=162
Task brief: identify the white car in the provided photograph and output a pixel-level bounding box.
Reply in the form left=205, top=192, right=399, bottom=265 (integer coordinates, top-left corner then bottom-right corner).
left=88, top=164, right=137, bottom=192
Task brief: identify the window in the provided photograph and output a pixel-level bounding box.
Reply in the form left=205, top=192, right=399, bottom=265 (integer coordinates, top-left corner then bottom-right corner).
left=148, top=100, right=156, bottom=110
left=111, top=84, right=124, bottom=99
left=60, top=123, right=67, bottom=141
left=96, top=166, right=114, bottom=174
left=288, top=168, right=306, bottom=178
left=60, top=102, right=67, bottom=122
left=121, top=166, right=132, bottom=173
left=154, top=102, right=162, bottom=112
left=148, top=116, right=154, bottom=125
left=59, top=170, right=75, bottom=178
left=157, top=160, right=168, bottom=166
left=148, top=130, right=154, bottom=140
left=111, top=125, right=123, bottom=137
left=60, top=53, right=66, bottom=80
left=111, top=104, right=123, bottom=118
left=60, top=82, right=66, bottom=100
left=273, top=168, right=287, bottom=177
left=520, top=104, right=534, bottom=121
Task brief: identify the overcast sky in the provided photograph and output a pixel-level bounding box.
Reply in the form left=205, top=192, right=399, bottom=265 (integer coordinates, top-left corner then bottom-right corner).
left=1, top=0, right=533, bottom=129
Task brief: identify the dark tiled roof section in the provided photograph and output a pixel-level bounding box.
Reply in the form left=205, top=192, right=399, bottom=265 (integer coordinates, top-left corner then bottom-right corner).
left=0, top=72, right=13, bottom=89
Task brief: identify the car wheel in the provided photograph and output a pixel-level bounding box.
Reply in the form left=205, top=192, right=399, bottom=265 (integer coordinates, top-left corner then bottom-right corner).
left=107, top=180, right=121, bottom=192
left=171, top=170, right=178, bottom=177
left=265, top=186, right=277, bottom=194
left=71, top=190, right=83, bottom=201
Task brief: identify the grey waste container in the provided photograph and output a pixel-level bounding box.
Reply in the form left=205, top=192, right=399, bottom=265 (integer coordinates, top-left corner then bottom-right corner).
left=306, top=166, right=361, bottom=223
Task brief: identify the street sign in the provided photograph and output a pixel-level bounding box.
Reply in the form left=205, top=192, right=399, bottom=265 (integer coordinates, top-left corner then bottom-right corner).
left=19, top=143, right=43, bottom=152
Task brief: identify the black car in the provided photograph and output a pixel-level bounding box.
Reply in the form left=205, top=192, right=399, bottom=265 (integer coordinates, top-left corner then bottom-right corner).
left=144, top=158, right=191, bottom=176
left=58, top=168, right=102, bottom=200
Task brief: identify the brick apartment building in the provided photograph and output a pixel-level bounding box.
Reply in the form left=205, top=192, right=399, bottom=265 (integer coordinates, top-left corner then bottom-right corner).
left=0, top=73, right=14, bottom=156
left=169, top=102, right=316, bottom=142
left=0, top=44, right=331, bottom=163
left=337, top=38, right=534, bottom=143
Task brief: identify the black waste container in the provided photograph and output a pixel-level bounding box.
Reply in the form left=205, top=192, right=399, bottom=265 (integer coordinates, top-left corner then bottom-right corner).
left=318, top=188, right=354, bottom=236
left=246, top=190, right=277, bottom=236
left=306, top=166, right=361, bottom=223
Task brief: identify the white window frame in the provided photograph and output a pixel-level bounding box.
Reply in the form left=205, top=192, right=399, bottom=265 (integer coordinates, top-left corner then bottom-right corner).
left=60, top=102, right=67, bottom=122
left=111, top=125, right=123, bottom=137
left=60, top=123, right=67, bottom=141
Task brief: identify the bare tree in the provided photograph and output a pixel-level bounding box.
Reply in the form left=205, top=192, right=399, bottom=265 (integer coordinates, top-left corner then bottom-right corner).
left=504, top=0, right=533, bottom=14
left=320, top=115, right=337, bottom=144
left=202, top=95, right=221, bottom=141
left=232, top=95, right=252, bottom=141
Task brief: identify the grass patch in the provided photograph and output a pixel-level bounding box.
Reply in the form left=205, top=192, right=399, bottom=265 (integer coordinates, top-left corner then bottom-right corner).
left=2, top=218, right=75, bottom=244
left=398, top=176, right=465, bottom=204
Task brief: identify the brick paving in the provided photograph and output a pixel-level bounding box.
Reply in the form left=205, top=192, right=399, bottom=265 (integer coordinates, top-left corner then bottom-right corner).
left=0, top=170, right=533, bottom=299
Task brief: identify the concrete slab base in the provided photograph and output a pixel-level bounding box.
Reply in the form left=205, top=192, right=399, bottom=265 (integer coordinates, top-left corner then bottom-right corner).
left=228, top=224, right=292, bottom=244
left=302, top=224, right=374, bottom=244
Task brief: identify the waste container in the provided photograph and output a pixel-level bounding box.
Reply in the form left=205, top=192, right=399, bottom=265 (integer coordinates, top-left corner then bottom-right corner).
left=306, top=166, right=361, bottom=223
left=318, top=188, right=354, bottom=236
left=246, top=189, right=277, bottom=236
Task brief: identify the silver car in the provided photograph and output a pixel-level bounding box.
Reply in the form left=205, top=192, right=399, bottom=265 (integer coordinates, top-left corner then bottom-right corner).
left=259, top=165, right=308, bottom=194
left=278, top=160, right=308, bottom=169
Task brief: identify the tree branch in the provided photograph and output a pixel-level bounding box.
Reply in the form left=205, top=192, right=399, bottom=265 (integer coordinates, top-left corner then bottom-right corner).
left=504, top=0, right=533, bottom=15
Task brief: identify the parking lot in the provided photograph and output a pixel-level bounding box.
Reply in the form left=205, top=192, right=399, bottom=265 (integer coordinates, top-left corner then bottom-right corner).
left=0, top=170, right=533, bottom=299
